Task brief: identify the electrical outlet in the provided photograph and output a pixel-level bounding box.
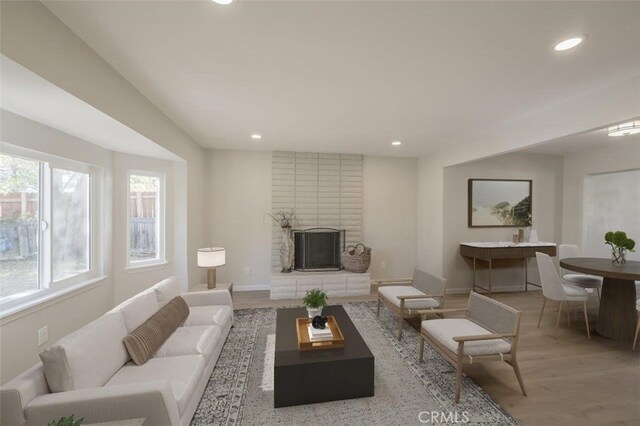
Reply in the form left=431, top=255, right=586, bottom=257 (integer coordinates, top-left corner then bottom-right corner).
left=244, top=267, right=251, bottom=275
left=380, top=261, right=386, bottom=270
left=38, top=326, right=48, bottom=346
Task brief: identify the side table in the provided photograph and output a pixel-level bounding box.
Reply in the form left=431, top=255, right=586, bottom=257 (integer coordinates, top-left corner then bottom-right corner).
left=190, top=282, right=233, bottom=297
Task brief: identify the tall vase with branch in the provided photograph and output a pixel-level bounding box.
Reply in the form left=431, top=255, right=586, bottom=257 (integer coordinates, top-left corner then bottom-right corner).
left=268, top=211, right=296, bottom=273
left=605, top=231, right=635, bottom=265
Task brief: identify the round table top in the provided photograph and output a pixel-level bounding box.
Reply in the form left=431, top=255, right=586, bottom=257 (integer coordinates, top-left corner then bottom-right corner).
left=560, top=257, right=640, bottom=281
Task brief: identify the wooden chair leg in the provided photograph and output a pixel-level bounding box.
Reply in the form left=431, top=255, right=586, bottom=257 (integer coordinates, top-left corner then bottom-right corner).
left=398, top=300, right=405, bottom=340
left=566, top=302, right=571, bottom=328
left=455, top=343, right=464, bottom=404
left=583, top=301, right=591, bottom=340
left=511, top=358, right=527, bottom=396
left=376, top=297, right=381, bottom=317
left=633, top=312, right=640, bottom=351
left=537, top=298, right=546, bottom=328
left=419, top=334, right=425, bottom=363
left=555, top=301, right=563, bottom=339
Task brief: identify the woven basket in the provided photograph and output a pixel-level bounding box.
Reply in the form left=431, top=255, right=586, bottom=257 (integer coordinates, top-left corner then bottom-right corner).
left=341, top=243, right=371, bottom=273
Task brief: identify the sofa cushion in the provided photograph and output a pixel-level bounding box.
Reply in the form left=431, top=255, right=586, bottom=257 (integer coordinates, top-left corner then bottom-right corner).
left=124, top=297, right=190, bottom=365
left=113, top=290, right=161, bottom=332
left=421, top=318, right=512, bottom=356
left=379, top=285, right=440, bottom=310
left=154, top=325, right=221, bottom=358
left=183, top=305, right=233, bottom=328
left=153, top=277, right=182, bottom=308
left=104, top=355, right=205, bottom=415
left=39, top=312, right=129, bottom=392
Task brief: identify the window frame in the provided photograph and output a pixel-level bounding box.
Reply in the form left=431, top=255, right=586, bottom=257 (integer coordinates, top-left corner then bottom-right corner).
left=0, top=144, right=103, bottom=317
left=125, top=170, right=166, bottom=269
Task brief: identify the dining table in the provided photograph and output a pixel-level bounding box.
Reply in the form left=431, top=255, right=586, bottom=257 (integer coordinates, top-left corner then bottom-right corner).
left=559, top=257, right=640, bottom=341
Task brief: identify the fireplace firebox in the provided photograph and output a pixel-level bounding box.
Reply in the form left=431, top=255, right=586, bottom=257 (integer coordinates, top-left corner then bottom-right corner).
left=293, top=228, right=345, bottom=271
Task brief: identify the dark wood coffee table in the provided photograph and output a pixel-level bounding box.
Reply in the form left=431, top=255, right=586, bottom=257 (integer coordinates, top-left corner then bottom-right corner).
left=274, top=305, right=375, bottom=408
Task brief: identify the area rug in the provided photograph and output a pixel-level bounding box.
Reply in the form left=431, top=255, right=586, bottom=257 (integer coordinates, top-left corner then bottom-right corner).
left=190, top=302, right=517, bottom=425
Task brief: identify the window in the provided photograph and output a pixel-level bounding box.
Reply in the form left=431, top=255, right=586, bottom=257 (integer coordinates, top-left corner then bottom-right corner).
left=127, top=172, right=165, bottom=267
left=0, top=149, right=99, bottom=313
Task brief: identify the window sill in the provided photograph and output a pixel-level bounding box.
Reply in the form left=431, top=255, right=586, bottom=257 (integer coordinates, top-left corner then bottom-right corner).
left=125, top=261, right=169, bottom=274
left=0, top=275, right=107, bottom=324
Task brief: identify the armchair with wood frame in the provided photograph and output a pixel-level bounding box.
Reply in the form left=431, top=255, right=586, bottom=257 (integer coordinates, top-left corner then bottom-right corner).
left=376, top=269, right=447, bottom=340
left=418, top=291, right=526, bottom=404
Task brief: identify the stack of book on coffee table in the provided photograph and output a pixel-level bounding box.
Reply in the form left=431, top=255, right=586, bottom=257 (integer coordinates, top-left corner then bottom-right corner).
left=307, top=324, right=333, bottom=341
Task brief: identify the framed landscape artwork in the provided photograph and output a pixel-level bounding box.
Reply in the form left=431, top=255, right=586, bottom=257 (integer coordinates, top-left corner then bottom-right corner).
left=468, top=179, right=532, bottom=227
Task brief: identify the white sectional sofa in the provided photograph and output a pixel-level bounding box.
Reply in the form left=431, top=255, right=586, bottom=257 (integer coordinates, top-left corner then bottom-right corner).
left=0, top=277, right=233, bottom=426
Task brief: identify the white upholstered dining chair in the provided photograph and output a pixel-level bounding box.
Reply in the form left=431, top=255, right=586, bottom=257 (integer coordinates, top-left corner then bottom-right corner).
left=536, top=252, right=590, bottom=339
left=558, top=244, right=603, bottom=298
left=418, top=291, right=526, bottom=404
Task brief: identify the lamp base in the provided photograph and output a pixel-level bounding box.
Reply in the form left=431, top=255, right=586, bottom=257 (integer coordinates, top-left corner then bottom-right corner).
left=207, top=268, right=217, bottom=289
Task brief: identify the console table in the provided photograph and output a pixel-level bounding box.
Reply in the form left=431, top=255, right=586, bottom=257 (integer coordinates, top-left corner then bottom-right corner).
left=460, top=242, right=556, bottom=295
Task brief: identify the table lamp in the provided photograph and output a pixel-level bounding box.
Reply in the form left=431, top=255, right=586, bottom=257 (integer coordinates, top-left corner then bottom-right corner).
left=197, top=247, right=226, bottom=289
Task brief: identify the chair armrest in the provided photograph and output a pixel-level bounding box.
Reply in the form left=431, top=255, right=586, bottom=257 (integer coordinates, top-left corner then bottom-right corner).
left=397, top=294, right=435, bottom=300
left=376, top=278, right=413, bottom=286
left=24, top=381, right=179, bottom=426
left=452, top=333, right=515, bottom=343
left=416, top=308, right=468, bottom=316
left=181, top=289, right=233, bottom=308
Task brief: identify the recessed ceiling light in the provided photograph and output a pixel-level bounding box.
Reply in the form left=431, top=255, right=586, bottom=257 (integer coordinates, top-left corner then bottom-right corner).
left=251, top=134, right=262, bottom=140
left=607, top=121, right=640, bottom=137
left=211, top=0, right=234, bottom=5
left=391, top=141, right=402, bottom=146
left=554, top=36, right=583, bottom=51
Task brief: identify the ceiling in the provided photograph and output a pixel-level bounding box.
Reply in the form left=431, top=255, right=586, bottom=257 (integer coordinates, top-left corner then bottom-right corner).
left=519, top=123, right=640, bottom=156
left=43, top=1, right=640, bottom=157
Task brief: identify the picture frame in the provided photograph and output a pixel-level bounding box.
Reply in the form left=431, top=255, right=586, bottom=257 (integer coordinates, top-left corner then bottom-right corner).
left=468, top=179, right=532, bottom=228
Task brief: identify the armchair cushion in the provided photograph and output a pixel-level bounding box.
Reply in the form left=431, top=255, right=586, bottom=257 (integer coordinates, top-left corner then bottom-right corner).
left=378, top=286, right=440, bottom=310
left=421, top=318, right=511, bottom=356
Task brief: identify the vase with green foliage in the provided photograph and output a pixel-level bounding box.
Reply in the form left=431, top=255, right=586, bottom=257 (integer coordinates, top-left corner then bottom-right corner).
left=48, top=415, right=83, bottom=426
left=303, top=288, right=328, bottom=318
left=605, top=231, right=635, bottom=265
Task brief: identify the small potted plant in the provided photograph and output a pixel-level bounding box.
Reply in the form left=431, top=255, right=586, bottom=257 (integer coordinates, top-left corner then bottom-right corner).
left=605, top=231, right=635, bottom=265
left=48, top=415, right=84, bottom=426
left=302, top=288, right=328, bottom=318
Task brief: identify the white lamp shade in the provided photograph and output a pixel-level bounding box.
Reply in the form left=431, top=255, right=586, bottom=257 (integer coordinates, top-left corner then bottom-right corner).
left=197, top=247, right=226, bottom=267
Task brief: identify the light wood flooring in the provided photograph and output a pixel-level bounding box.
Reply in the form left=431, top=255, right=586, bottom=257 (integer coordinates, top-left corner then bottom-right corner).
left=233, top=288, right=640, bottom=426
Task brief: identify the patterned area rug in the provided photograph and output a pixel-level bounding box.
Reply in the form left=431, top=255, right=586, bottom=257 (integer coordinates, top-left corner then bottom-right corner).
left=191, top=302, right=517, bottom=425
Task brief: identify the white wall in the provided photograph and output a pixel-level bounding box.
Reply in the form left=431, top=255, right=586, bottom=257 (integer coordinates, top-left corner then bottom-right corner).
left=207, top=150, right=273, bottom=290
left=562, top=139, right=640, bottom=254
left=206, top=150, right=418, bottom=288
left=0, top=111, right=114, bottom=384
left=363, top=156, right=418, bottom=280
left=443, top=153, right=564, bottom=292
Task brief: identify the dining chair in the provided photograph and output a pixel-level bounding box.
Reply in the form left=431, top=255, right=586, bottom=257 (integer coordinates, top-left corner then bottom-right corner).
left=418, top=291, right=526, bottom=404
left=633, top=299, right=640, bottom=351
left=558, top=244, right=602, bottom=299
left=536, top=252, right=590, bottom=339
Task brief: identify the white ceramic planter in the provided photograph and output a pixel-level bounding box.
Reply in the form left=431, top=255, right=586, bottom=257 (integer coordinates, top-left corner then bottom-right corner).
left=307, top=307, right=323, bottom=318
